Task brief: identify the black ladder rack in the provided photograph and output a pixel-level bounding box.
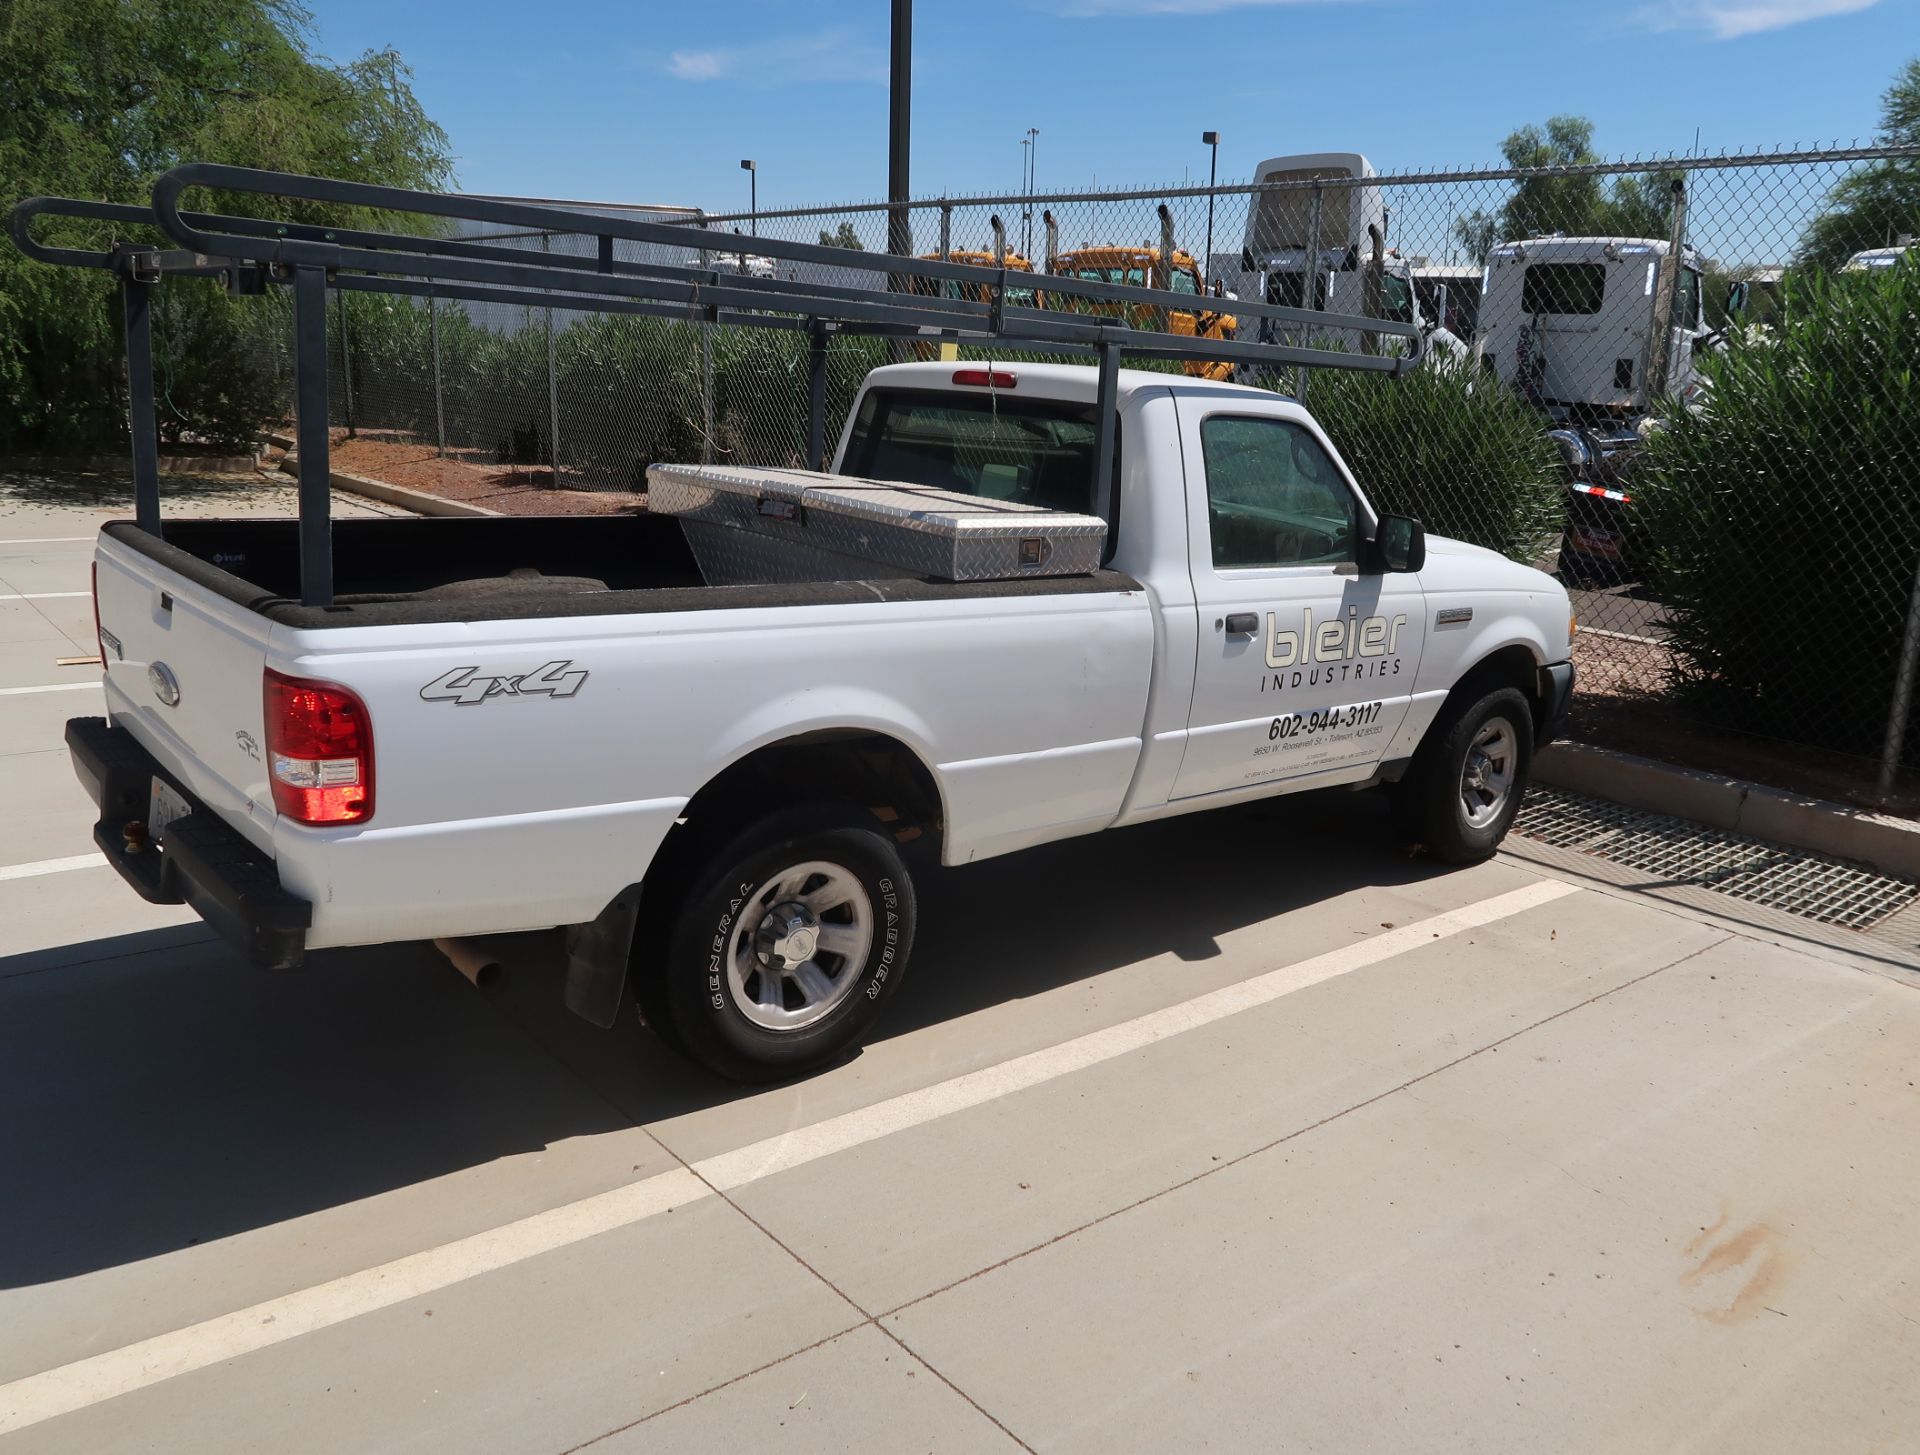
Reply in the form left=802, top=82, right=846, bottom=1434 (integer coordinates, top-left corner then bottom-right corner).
left=9, top=164, right=1423, bottom=606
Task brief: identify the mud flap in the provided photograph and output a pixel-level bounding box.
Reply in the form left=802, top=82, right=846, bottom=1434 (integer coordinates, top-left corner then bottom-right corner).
left=563, top=884, right=642, bottom=1028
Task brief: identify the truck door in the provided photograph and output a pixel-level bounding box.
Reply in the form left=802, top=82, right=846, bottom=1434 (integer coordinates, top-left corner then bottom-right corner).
left=1170, top=403, right=1426, bottom=801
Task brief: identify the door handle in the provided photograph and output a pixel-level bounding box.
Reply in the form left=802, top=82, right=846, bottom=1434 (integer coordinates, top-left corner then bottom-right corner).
left=1224, top=612, right=1258, bottom=636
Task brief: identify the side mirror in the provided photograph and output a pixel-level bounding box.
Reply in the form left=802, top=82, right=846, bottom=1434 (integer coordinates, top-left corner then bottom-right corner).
left=1726, top=280, right=1749, bottom=318
left=1372, top=514, right=1426, bottom=574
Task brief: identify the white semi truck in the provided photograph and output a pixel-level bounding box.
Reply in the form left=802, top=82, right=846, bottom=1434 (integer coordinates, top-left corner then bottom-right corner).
left=1473, top=235, right=1715, bottom=575
left=17, top=167, right=1575, bottom=1083
left=1236, top=152, right=1467, bottom=364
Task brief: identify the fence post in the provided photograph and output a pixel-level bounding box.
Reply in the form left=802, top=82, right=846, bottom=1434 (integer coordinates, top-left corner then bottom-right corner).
left=430, top=294, right=446, bottom=458
left=120, top=277, right=161, bottom=536
left=1877, top=558, right=1920, bottom=799
left=336, top=287, right=355, bottom=439
left=1295, top=182, right=1325, bottom=402
left=543, top=233, right=560, bottom=486
left=695, top=224, right=716, bottom=466
left=1152, top=204, right=1175, bottom=334
left=1647, top=176, right=1688, bottom=397
left=938, top=203, right=951, bottom=261
left=806, top=320, right=830, bottom=471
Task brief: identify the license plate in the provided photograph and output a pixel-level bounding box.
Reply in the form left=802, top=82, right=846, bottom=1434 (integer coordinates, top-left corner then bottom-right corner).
left=149, top=776, right=192, bottom=841
left=1570, top=526, right=1624, bottom=560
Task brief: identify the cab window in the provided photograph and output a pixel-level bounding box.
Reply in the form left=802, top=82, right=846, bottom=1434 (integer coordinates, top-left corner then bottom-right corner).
left=1379, top=274, right=1414, bottom=324
left=1201, top=416, right=1356, bottom=569
left=1521, top=262, right=1606, bottom=315
left=1675, top=266, right=1701, bottom=328
left=1169, top=268, right=1200, bottom=295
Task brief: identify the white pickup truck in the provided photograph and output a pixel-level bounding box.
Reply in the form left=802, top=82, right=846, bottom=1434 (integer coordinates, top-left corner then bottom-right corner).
left=72, top=360, right=1574, bottom=1079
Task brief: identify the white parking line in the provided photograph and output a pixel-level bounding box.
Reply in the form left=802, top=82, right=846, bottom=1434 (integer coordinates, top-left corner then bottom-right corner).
left=0, top=854, right=106, bottom=882
left=0, top=683, right=100, bottom=697
left=0, top=592, right=90, bottom=601
left=693, top=876, right=1578, bottom=1189
left=0, top=877, right=1577, bottom=1435
left=0, top=537, right=97, bottom=545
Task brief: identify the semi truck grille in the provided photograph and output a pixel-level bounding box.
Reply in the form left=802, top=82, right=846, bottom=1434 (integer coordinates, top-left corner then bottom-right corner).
left=1512, top=787, right=1918, bottom=930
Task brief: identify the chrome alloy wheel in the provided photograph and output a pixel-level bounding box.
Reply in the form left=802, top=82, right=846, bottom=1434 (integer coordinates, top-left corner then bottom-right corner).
left=1459, top=718, right=1518, bottom=830
left=726, top=860, right=874, bottom=1032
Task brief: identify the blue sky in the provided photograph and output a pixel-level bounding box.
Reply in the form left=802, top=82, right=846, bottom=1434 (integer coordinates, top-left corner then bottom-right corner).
left=305, top=0, right=1916, bottom=211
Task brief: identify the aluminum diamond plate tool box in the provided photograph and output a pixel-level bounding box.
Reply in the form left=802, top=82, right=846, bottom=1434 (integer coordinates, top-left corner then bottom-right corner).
left=646, top=464, right=1108, bottom=583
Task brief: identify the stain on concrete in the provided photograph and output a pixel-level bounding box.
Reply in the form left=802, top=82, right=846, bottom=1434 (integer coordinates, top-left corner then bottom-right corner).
left=1681, top=1209, right=1790, bottom=1325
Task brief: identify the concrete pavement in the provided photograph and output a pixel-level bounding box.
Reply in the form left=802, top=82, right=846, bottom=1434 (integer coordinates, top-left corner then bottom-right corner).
left=2, top=474, right=1916, bottom=1453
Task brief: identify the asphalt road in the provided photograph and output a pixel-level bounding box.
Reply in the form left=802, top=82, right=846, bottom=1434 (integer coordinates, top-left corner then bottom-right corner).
left=1565, top=580, right=1668, bottom=643
left=3, top=475, right=1917, bottom=1453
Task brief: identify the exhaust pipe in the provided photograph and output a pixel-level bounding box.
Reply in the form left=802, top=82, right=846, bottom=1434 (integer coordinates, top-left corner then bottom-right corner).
left=435, top=937, right=504, bottom=991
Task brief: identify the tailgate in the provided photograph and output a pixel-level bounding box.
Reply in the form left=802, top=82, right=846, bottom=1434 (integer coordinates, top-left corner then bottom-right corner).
left=94, top=534, right=278, bottom=852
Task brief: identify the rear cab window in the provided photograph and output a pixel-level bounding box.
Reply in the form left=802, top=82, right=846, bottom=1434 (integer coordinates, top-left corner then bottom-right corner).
left=1521, top=262, right=1606, bottom=315
left=841, top=388, right=1110, bottom=517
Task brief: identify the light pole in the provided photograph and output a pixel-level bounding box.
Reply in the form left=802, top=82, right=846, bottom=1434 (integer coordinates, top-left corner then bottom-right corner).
left=740, top=159, right=757, bottom=236
left=1201, top=131, right=1220, bottom=286
left=1021, top=127, right=1038, bottom=259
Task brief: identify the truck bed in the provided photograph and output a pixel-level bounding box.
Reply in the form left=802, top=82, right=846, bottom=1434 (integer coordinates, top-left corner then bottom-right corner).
left=107, top=515, right=1138, bottom=630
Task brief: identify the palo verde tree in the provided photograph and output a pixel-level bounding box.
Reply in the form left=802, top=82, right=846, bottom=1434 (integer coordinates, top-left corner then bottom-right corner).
left=1452, top=116, right=1681, bottom=263
left=1796, top=57, right=1920, bottom=272
left=0, top=0, right=454, bottom=451
left=817, top=222, right=866, bottom=250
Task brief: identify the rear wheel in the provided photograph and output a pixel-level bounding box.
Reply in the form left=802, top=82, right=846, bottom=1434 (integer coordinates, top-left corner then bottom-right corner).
left=641, top=804, right=916, bottom=1082
left=1391, top=686, right=1533, bottom=864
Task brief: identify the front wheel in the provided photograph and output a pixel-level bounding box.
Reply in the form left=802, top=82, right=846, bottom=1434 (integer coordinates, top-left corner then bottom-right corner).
left=643, top=804, right=917, bottom=1082
left=1391, top=686, right=1534, bottom=864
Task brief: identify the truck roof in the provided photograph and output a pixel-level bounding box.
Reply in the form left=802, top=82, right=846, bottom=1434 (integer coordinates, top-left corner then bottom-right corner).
left=1489, top=236, right=1694, bottom=260
left=862, top=360, right=1282, bottom=405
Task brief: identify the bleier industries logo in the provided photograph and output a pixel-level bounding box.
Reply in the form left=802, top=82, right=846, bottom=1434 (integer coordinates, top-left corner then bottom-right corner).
left=1259, top=607, right=1407, bottom=692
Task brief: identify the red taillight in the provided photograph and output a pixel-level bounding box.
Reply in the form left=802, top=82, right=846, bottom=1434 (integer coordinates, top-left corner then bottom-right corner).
left=952, top=368, right=1016, bottom=388
left=90, top=562, right=105, bottom=671
left=263, top=669, right=374, bottom=824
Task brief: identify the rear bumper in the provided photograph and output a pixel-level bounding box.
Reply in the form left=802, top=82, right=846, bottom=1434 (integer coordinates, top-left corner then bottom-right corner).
left=1537, top=662, right=1576, bottom=747
left=66, top=716, right=311, bottom=970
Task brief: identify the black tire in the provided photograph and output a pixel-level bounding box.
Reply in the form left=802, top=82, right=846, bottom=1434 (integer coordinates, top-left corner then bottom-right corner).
left=641, top=803, right=916, bottom=1082
left=1391, top=686, right=1534, bottom=865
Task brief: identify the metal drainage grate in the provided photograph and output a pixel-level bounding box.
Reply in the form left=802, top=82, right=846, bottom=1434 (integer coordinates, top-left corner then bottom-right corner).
left=1512, top=788, right=1920, bottom=930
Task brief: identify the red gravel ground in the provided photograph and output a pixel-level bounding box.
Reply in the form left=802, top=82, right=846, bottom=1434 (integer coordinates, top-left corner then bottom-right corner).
left=320, top=432, right=647, bottom=516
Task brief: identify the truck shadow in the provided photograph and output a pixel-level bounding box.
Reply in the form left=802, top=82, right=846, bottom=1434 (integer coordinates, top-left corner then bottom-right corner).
left=0, top=786, right=1460, bottom=1288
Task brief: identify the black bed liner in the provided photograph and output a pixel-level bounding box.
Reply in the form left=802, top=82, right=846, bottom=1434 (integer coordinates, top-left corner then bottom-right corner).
left=102, top=516, right=1141, bottom=630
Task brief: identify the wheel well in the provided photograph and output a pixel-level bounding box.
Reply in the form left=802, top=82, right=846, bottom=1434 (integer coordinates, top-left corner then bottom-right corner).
left=1443, top=645, right=1548, bottom=734
left=624, top=731, right=943, bottom=1020
left=647, top=731, right=943, bottom=896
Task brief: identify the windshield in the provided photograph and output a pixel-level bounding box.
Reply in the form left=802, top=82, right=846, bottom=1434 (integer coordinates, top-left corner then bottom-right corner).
left=1070, top=265, right=1149, bottom=287
left=842, top=388, right=1104, bottom=515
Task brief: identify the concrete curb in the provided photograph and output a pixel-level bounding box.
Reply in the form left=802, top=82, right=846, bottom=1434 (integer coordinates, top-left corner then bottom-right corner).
left=1534, top=740, right=1920, bottom=882
left=324, top=467, right=502, bottom=518
left=272, top=452, right=502, bottom=518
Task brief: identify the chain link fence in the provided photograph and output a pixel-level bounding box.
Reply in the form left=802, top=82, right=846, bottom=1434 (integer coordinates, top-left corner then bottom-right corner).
left=290, top=143, right=1920, bottom=797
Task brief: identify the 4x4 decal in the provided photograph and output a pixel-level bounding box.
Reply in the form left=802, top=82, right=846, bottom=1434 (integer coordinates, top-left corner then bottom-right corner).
left=419, top=660, right=588, bottom=706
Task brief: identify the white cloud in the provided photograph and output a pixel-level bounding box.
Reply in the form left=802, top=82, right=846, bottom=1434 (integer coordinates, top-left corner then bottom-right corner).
left=649, top=27, right=887, bottom=86
left=1056, top=0, right=1362, bottom=13
left=1638, top=0, right=1879, bottom=38
left=667, top=50, right=727, bottom=81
